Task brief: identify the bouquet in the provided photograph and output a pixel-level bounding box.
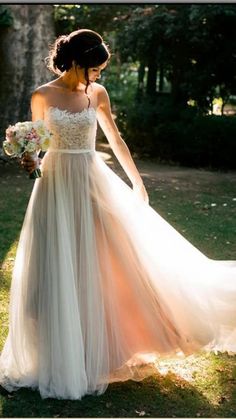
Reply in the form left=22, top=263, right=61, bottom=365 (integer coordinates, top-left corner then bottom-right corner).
left=3, top=120, right=52, bottom=179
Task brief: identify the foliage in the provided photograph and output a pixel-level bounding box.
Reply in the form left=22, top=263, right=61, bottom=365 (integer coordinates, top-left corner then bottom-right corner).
left=118, top=94, right=236, bottom=170
left=101, top=62, right=138, bottom=110
left=53, top=4, right=131, bottom=36
left=116, top=5, right=236, bottom=112
left=0, top=5, right=13, bottom=27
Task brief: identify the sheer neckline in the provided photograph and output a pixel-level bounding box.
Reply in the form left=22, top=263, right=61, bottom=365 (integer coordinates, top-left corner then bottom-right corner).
left=45, top=106, right=96, bottom=118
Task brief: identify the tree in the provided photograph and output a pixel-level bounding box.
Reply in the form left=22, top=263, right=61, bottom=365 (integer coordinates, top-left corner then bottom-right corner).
left=186, top=5, right=236, bottom=113
left=116, top=5, right=236, bottom=113
left=53, top=4, right=132, bottom=36
left=0, top=5, right=55, bottom=139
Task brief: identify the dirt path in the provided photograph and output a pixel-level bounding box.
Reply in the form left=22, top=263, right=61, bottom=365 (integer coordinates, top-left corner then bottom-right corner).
left=96, top=140, right=236, bottom=194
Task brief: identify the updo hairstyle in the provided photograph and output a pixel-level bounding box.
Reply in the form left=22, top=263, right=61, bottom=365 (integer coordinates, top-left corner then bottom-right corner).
left=47, top=29, right=110, bottom=89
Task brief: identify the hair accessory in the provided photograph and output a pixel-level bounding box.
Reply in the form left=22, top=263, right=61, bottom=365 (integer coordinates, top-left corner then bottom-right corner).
left=83, top=43, right=102, bottom=54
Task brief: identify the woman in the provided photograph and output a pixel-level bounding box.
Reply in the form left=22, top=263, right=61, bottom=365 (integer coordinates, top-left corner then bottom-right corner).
left=0, top=28, right=236, bottom=400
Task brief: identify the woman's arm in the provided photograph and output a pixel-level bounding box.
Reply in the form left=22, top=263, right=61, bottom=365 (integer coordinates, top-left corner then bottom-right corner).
left=96, top=85, right=149, bottom=203
left=21, top=90, right=45, bottom=173
left=31, top=89, right=45, bottom=121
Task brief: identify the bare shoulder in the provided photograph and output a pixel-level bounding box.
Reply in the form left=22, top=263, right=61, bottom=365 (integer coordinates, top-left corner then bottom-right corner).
left=93, top=83, right=110, bottom=108
left=94, top=83, right=108, bottom=96
left=32, top=80, right=57, bottom=99
left=31, top=85, right=48, bottom=108
left=31, top=80, right=62, bottom=114
left=31, top=88, right=45, bottom=110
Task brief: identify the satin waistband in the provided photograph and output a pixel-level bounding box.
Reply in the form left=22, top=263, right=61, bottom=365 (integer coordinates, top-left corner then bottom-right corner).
left=48, top=148, right=95, bottom=154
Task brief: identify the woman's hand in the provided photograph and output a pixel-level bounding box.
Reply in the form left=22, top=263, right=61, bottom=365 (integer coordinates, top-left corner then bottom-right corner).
left=20, top=153, right=38, bottom=174
left=133, top=181, right=149, bottom=204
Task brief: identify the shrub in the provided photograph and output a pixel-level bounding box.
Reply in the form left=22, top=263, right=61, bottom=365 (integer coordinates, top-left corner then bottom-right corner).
left=117, top=96, right=236, bottom=170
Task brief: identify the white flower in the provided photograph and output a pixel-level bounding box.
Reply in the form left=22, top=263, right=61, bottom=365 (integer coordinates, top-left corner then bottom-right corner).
left=25, top=142, right=37, bottom=153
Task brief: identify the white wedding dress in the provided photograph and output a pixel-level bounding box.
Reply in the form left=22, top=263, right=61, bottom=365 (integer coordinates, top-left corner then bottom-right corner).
left=0, top=105, right=236, bottom=400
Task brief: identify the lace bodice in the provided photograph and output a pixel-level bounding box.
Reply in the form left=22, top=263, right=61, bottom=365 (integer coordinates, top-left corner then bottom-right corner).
left=45, top=106, right=97, bottom=150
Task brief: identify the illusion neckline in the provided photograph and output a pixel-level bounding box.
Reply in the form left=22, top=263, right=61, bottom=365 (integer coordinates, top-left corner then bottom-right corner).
left=45, top=106, right=96, bottom=117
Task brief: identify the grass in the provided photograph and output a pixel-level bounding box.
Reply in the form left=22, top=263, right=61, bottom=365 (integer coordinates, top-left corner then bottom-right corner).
left=143, top=164, right=236, bottom=260
left=0, top=153, right=236, bottom=418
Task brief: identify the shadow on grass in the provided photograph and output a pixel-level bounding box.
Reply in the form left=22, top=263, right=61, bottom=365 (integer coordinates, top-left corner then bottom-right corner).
left=0, top=373, right=219, bottom=418
left=2, top=353, right=236, bottom=417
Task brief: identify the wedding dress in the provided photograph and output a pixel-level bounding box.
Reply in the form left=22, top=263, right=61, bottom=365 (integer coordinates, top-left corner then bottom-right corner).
left=0, top=105, right=236, bottom=400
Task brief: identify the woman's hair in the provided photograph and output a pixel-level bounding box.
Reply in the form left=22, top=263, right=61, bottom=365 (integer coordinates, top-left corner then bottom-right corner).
left=47, top=29, right=110, bottom=87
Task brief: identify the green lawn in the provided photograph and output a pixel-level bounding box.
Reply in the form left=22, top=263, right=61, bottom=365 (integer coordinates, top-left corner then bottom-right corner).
left=0, top=156, right=236, bottom=418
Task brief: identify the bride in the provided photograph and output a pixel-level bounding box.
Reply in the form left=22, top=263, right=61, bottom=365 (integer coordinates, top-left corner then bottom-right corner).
left=0, top=28, right=236, bottom=400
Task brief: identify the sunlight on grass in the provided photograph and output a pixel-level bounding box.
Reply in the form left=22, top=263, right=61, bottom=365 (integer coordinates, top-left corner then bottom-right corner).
left=155, top=354, right=211, bottom=383
left=152, top=352, right=236, bottom=412
left=1, top=240, right=18, bottom=272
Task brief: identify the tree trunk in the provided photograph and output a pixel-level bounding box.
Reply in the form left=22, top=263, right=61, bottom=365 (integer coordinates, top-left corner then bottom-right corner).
left=170, top=67, right=187, bottom=107
left=0, top=5, right=55, bottom=139
left=146, top=57, right=158, bottom=97
left=136, top=61, right=145, bottom=99
left=159, top=61, right=164, bottom=93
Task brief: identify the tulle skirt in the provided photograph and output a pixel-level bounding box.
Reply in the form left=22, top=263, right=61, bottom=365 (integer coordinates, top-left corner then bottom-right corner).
left=0, top=149, right=236, bottom=400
